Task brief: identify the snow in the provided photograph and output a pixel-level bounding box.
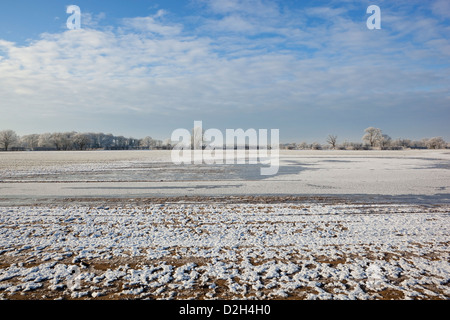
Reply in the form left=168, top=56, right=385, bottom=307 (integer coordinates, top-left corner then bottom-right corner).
left=0, top=150, right=449, bottom=205
left=0, top=150, right=448, bottom=299
left=0, top=202, right=449, bottom=300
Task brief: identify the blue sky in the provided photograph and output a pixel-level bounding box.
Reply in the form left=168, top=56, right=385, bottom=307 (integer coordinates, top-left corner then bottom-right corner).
left=0, top=0, right=449, bottom=143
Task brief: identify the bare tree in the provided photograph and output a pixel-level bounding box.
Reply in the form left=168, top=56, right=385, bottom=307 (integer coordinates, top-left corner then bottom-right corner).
left=73, top=133, right=92, bottom=150
left=297, top=142, right=308, bottom=150
left=340, top=140, right=351, bottom=150
left=191, top=126, right=204, bottom=150
left=362, top=127, right=382, bottom=148
left=392, top=138, right=412, bottom=149
left=379, top=134, right=392, bottom=150
left=350, top=142, right=364, bottom=150
left=0, top=130, right=19, bottom=151
left=153, top=139, right=163, bottom=149
left=140, top=136, right=153, bottom=149
left=38, top=133, right=53, bottom=149
left=50, top=132, right=74, bottom=150
left=50, top=133, right=62, bottom=150
left=114, top=136, right=127, bottom=149
left=126, top=137, right=140, bottom=149
left=327, top=135, right=338, bottom=149
left=21, top=134, right=40, bottom=150
left=163, top=138, right=172, bottom=149
left=101, top=134, right=114, bottom=149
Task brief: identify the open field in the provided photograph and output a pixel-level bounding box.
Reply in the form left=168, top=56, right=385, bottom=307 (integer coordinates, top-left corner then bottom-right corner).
left=0, top=150, right=449, bottom=300
left=0, top=150, right=449, bottom=204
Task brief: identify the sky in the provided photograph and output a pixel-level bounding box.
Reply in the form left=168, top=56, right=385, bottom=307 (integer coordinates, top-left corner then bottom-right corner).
left=0, top=0, right=449, bottom=143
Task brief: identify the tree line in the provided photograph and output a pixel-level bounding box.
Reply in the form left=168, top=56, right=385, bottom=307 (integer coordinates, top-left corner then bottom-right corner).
left=281, top=127, right=448, bottom=150
left=0, top=127, right=448, bottom=151
left=0, top=130, right=168, bottom=151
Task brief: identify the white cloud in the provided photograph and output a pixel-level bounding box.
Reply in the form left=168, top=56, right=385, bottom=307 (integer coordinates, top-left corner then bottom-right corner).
left=121, top=13, right=183, bottom=37
left=432, top=0, right=450, bottom=19
left=199, top=0, right=279, bottom=17
left=305, top=6, right=347, bottom=19
left=0, top=1, right=449, bottom=138
left=80, top=11, right=107, bottom=29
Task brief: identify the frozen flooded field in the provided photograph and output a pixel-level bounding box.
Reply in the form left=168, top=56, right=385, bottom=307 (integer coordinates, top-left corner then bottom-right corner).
left=0, top=150, right=449, bottom=204
left=0, top=150, right=449, bottom=300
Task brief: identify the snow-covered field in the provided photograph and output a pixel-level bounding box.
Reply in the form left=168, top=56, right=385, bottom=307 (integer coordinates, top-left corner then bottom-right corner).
left=0, top=202, right=449, bottom=300
left=0, top=150, right=449, bottom=204
left=0, top=150, right=449, bottom=300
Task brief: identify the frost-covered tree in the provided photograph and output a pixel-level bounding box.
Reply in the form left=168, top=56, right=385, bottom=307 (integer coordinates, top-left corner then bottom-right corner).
left=114, top=136, right=127, bottom=149
left=154, top=139, right=163, bottom=149
left=163, top=138, right=172, bottom=149
left=191, top=126, right=204, bottom=150
left=424, top=137, right=446, bottom=149
left=73, top=133, right=92, bottom=150
left=140, top=136, right=153, bottom=149
left=50, top=132, right=74, bottom=150
left=20, top=134, right=40, bottom=150
left=379, top=134, right=392, bottom=150
left=362, top=127, right=382, bottom=148
left=392, top=138, right=412, bottom=149
left=100, top=134, right=114, bottom=149
left=0, top=130, right=19, bottom=151
left=297, top=142, right=308, bottom=150
left=37, top=133, right=53, bottom=149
